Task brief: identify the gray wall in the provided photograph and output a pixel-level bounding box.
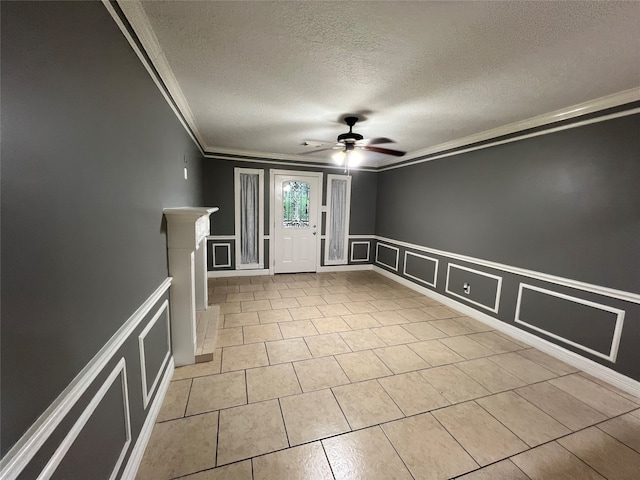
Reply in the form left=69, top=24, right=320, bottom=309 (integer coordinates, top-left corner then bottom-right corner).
left=1, top=0, right=203, bottom=465
left=375, top=111, right=640, bottom=380
left=377, top=113, right=640, bottom=293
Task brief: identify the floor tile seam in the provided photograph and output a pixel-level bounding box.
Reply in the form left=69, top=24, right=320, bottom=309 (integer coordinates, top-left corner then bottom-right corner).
left=328, top=386, right=353, bottom=431
left=483, top=355, right=558, bottom=384
left=547, top=375, right=637, bottom=417
left=552, top=439, right=612, bottom=480
left=376, top=424, right=418, bottom=479
left=214, top=409, right=221, bottom=468
left=592, top=413, right=640, bottom=455
left=319, top=439, right=339, bottom=480
left=472, top=394, right=569, bottom=450
left=181, top=378, right=194, bottom=419
left=427, top=409, right=483, bottom=471
left=373, top=377, right=415, bottom=418
left=276, top=398, right=292, bottom=448
left=576, top=372, right=640, bottom=403
left=450, top=459, right=532, bottom=479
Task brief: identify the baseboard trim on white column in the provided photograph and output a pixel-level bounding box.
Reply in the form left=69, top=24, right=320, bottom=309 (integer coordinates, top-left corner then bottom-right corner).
left=373, top=266, right=640, bottom=399
left=120, top=357, right=174, bottom=479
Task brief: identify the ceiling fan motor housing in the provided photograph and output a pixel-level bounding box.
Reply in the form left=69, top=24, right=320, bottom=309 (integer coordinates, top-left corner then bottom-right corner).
left=337, top=116, right=363, bottom=143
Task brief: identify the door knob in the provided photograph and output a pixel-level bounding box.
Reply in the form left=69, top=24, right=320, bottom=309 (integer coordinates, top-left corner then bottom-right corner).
left=313, top=231, right=317, bottom=235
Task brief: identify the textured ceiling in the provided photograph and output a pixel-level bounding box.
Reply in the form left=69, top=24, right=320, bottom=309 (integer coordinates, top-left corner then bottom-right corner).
left=120, top=1, right=640, bottom=166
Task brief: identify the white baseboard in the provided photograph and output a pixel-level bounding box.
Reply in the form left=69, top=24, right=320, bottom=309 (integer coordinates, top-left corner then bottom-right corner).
left=373, top=267, right=640, bottom=399
left=317, top=264, right=374, bottom=273
left=207, top=269, right=270, bottom=278
left=120, top=357, right=174, bottom=479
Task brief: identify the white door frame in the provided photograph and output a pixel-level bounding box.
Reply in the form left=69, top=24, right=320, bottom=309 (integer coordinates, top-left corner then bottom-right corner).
left=269, top=169, right=323, bottom=275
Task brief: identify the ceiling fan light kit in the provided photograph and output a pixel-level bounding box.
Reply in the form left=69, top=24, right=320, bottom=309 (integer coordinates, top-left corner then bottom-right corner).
left=301, top=115, right=406, bottom=168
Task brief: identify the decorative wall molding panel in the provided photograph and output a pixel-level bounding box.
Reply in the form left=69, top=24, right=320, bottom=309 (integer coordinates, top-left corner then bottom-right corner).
left=515, top=284, right=625, bottom=362
left=36, top=359, right=131, bottom=480
left=138, top=300, right=171, bottom=408
left=445, top=263, right=502, bottom=314
left=212, top=243, right=232, bottom=268
left=375, top=243, right=400, bottom=271
left=403, top=251, right=438, bottom=288
left=373, top=266, right=640, bottom=399
left=374, top=235, right=640, bottom=305
left=120, top=359, right=174, bottom=479
left=350, top=241, right=371, bottom=263
left=0, top=280, right=172, bottom=480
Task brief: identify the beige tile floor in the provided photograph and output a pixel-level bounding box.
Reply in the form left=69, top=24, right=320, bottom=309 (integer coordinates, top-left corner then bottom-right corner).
left=136, top=271, right=640, bottom=480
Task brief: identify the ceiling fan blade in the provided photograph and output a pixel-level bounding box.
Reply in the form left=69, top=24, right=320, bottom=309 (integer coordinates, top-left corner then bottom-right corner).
left=359, top=137, right=394, bottom=146
left=301, top=140, right=337, bottom=147
left=298, top=147, right=338, bottom=155
left=363, top=146, right=406, bottom=157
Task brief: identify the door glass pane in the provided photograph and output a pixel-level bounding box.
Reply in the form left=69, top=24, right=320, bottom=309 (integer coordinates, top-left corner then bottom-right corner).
left=282, top=181, right=310, bottom=228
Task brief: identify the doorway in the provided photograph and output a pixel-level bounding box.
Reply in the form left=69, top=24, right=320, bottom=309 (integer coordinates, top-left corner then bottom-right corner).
left=271, top=171, right=322, bottom=273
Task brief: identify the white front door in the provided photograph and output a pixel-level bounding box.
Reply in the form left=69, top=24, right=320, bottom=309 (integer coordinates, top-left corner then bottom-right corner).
left=274, top=174, right=319, bottom=273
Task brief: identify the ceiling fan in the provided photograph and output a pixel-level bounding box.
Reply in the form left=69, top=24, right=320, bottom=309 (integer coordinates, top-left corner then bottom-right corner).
left=300, top=116, right=405, bottom=170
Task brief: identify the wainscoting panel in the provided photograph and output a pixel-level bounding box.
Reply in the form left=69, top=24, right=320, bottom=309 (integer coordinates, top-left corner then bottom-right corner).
left=2, top=280, right=173, bottom=480
left=375, top=242, right=399, bottom=271
left=368, top=235, right=639, bottom=385
left=350, top=241, right=371, bottom=263
left=43, top=359, right=131, bottom=480
left=516, top=283, right=625, bottom=362
left=445, top=263, right=502, bottom=313
left=207, top=239, right=235, bottom=271
left=403, top=251, right=438, bottom=288
left=139, top=300, right=171, bottom=408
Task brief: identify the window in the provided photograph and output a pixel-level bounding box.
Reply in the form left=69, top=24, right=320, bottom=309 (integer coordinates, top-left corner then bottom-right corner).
left=325, top=174, right=352, bottom=265
left=282, top=181, right=310, bottom=228
left=234, top=168, right=264, bottom=269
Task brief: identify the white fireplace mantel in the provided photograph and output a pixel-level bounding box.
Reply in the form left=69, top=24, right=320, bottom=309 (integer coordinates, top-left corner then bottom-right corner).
left=164, top=206, right=218, bottom=366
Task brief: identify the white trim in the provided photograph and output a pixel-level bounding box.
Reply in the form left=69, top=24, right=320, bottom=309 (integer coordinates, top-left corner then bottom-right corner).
left=350, top=241, right=371, bottom=263
left=120, top=358, right=174, bottom=480
left=204, top=153, right=377, bottom=172
left=104, top=1, right=204, bottom=154
left=0, top=278, right=172, bottom=480
left=317, top=264, right=374, bottom=273
left=206, top=235, right=236, bottom=241
left=375, top=243, right=399, bottom=271
left=378, top=89, right=640, bottom=168
left=36, top=359, right=131, bottom=480
left=324, top=175, right=352, bottom=266
left=445, top=263, right=502, bottom=314
left=138, top=300, right=171, bottom=408
left=379, top=106, right=640, bottom=171
left=373, top=266, right=640, bottom=399
left=212, top=243, right=232, bottom=268
left=269, top=169, right=323, bottom=274
left=374, top=235, right=640, bottom=305
left=234, top=168, right=264, bottom=270
left=207, top=269, right=271, bottom=278
left=403, top=251, right=438, bottom=288
left=348, top=235, right=374, bottom=240
left=515, top=283, right=625, bottom=363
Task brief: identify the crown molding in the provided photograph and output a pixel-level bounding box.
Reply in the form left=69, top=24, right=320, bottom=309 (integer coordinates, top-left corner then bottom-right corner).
left=109, top=2, right=639, bottom=170
left=377, top=87, right=640, bottom=168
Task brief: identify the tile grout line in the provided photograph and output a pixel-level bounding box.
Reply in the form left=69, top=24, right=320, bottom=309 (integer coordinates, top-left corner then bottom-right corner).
left=554, top=439, right=612, bottom=480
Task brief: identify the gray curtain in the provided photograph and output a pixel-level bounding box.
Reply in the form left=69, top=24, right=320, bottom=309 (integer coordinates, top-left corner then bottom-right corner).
left=240, top=173, right=259, bottom=264
left=328, top=178, right=347, bottom=262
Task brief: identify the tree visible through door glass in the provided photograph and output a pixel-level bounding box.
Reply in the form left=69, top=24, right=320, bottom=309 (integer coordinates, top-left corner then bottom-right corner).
left=282, top=181, right=310, bottom=228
